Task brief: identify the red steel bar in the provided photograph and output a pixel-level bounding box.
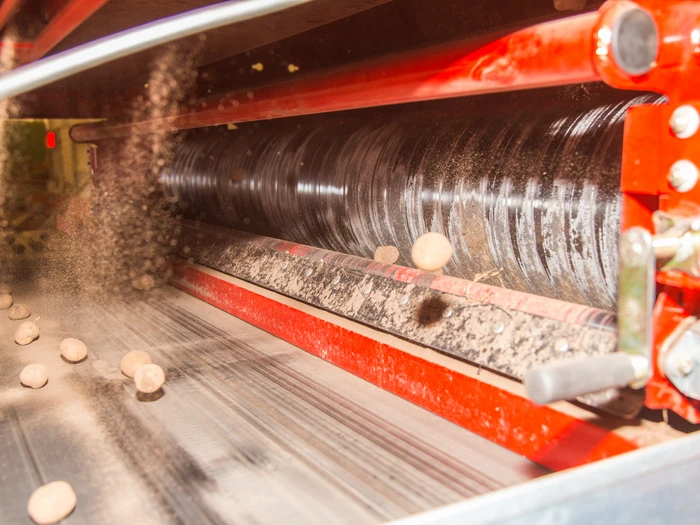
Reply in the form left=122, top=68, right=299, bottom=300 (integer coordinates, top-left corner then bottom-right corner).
left=22, top=0, right=111, bottom=63
left=0, top=0, right=22, bottom=32
left=71, top=12, right=600, bottom=142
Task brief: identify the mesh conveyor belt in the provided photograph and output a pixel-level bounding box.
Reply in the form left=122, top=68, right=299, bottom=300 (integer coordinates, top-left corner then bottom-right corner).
left=162, top=94, right=662, bottom=310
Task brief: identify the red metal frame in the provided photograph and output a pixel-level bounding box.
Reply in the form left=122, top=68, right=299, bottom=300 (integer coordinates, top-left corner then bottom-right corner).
left=173, top=264, right=648, bottom=472
left=598, top=2, right=700, bottom=419
left=71, top=12, right=600, bottom=142
left=21, top=0, right=111, bottom=63
left=0, top=0, right=22, bottom=31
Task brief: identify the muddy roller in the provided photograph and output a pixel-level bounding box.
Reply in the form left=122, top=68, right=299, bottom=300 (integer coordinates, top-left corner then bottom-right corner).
left=161, top=92, right=663, bottom=311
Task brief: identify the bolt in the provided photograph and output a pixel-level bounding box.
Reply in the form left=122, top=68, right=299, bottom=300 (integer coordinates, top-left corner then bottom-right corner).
left=668, top=160, right=699, bottom=193
left=677, top=356, right=695, bottom=377
left=492, top=322, right=504, bottom=335
left=554, top=338, right=569, bottom=353
left=670, top=105, right=700, bottom=139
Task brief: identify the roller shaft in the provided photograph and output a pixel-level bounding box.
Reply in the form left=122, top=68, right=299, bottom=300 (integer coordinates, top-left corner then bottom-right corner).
left=162, top=94, right=661, bottom=310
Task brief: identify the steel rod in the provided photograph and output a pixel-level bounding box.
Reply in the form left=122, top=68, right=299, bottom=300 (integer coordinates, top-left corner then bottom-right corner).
left=0, top=0, right=315, bottom=100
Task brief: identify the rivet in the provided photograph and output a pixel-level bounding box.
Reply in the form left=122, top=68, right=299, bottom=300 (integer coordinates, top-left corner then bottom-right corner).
left=554, top=338, right=569, bottom=353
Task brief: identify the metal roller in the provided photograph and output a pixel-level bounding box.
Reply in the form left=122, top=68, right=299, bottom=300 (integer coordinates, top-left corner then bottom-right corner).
left=162, top=93, right=662, bottom=310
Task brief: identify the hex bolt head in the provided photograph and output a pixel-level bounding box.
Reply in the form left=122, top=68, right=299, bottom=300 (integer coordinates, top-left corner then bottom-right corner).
left=670, top=105, right=700, bottom=139
left=668, top=160, right=699, bottom=193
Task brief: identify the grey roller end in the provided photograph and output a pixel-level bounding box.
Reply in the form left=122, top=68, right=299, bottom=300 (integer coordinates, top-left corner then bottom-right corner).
left=525, top=353, right=638, bottom=405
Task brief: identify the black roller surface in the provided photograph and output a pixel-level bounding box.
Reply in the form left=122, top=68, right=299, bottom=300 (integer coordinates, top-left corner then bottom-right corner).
left=162, top=93, right=662, bottom=310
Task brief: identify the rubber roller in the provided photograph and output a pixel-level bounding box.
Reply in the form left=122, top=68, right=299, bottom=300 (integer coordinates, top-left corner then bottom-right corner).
left=162, top=93, right=663, bottom=309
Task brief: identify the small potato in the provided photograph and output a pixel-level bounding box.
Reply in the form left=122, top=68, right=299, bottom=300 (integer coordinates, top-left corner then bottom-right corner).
left=134, top=363, right=165, bottom=394
left=0, top=293, right=13, bottom=309
left=59, top=338, right=87, bottom=363
left=120, top=350, right=152, bottom=378
left=27, top=480, right=77, bottom=525
left=9, top=303, right=30, bottom=320
left=132, top=275, right=155, bottom=291
left=20, top=364, right=48, bottom=388
left=15, top=321, right=39, bottom=346
left=373, top=245, right=400, bottom=265
left=411, top=232, right=453, bottom=272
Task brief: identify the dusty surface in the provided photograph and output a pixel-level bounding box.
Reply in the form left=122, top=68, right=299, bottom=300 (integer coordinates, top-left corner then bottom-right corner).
left=0, top=285, right=544, bottom=524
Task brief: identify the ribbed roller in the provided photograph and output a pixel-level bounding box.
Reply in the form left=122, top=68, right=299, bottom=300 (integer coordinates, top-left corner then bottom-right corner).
left=162, top=93, right=662, bottom=310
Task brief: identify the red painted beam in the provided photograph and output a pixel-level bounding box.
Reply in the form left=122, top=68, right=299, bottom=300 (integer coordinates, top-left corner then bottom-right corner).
left=0, top=0, right=22, bottom=31
left=71, top=12, right=600, bottom=142
left=22, top=0, right=110, bottom=63
left=172, top=264, right=645, bottom=472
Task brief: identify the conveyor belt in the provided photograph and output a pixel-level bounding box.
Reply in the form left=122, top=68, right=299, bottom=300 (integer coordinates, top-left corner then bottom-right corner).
left=0, top=285, right=543, bottom=524
left=162, top=93, right=662, bottom=310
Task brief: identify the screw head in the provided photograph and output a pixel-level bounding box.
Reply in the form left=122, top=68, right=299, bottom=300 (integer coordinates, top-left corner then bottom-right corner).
left=668, top=160, right=699, bottom=193
left=678, top=356, right=695, bottom=376
left=670, top=105, right=700, bottom=139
